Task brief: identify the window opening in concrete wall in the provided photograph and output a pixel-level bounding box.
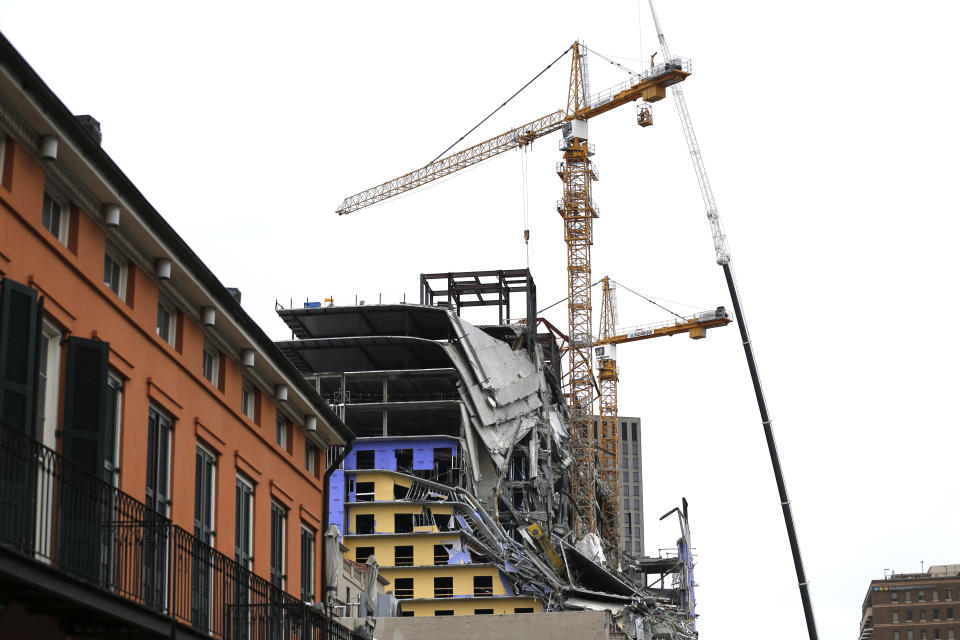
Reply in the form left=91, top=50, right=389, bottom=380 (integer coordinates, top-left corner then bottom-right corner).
left=393, top=483, right=409, bottom=500
left=468, top=546, right=484, bottom=563
left=436, top=514, right=454, bottom=532
left=512, top=488, right=524, bottom=509
left=355, top=514, right=375, bottom=534
left=395, top=448, right=413, bottom=472
left=355, top=547, right=374, bottom=563
left=434, top=544, right=449, bottom=565
left=475, top=609, right=493, bottom=615
left=414, top=507, right=434, bottom=528
left=394, top=545, right=414, bottom=566
left=508, top=455, right=528, bottom=481
left=473, top=575, right=493, bottom=597
left=356, top=450, right=375, bottom=470
left=515, top=607, right=534, bottom=613
left=394, top=578, right=413, bottom=599
left=435, top=610, right=454, bottom=616
left=394, top=513, right=413, bottom=533
left=355, top=482, right=375, bottom=502
left=434, top=576, right=453, bottom=598
left=435, top=448, right=455, bottom=484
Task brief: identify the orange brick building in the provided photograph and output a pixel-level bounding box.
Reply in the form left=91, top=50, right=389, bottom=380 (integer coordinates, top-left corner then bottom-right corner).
left=0, top=32, right=356, bottom=638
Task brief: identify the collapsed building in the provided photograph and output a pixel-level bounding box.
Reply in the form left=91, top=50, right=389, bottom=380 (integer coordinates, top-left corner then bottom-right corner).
left=275, top=269, right=697, bottom=637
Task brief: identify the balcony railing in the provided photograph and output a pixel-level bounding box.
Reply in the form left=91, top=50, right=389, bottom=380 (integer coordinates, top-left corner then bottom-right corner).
left=0, top=422, right=361, bottom=640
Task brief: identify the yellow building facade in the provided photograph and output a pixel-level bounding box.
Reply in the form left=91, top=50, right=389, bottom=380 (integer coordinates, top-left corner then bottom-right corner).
left=333, top=440, right=543, bottom=616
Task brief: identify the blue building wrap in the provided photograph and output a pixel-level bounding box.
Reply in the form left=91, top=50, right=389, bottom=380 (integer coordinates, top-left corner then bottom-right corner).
left=329, top=469, right=345, bottom=538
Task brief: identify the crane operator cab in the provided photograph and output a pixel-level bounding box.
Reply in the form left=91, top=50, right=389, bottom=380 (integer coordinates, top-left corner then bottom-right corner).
left=637, top=102, right=653, bottom=127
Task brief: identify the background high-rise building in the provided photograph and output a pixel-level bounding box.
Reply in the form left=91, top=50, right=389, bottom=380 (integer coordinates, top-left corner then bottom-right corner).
left=859, top=565, right=960, bottom=640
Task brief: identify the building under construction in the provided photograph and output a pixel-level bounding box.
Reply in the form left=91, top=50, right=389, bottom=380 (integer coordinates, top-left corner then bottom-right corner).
left=275, top=269, right=700, bottom=636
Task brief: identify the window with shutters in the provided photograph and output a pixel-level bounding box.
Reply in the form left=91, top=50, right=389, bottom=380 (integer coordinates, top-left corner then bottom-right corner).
left=104, top=374, right=123, bottom=486
left=305, top=442, right=316, bottom=475
left=103, top=248, right=127, bottom=300
left=202, top=340, right=219, bottom=388
left=35, top=322, right=61, bottom=448
left=270, top=501, right=286, bottom=588
left=241, top=379, right=255, bottom=421
left=41, top=190, right=69, bottom=246
left=143, top=404, right=172, bottom=611
left=235, top=475, right=254, bottom=567
left=0, top=278, right=43, bottom=434
left=145, top=406, right=173, bottom=516
left=192, top=445, right=216, bottom=631
left=276, top=412, right=288, bottom=451
left=156, top=299, right=178, bottom=348
left=301, top=525, right=315, bottom=602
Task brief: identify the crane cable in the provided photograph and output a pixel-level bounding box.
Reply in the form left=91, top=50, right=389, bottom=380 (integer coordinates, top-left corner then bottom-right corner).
left=427, top=45, right=573, bottom=166
left=539, top=279, right=700, bottom=322
left=612, top=280, right=686, bottom=321
left=521, top=146, right=530, bottom=268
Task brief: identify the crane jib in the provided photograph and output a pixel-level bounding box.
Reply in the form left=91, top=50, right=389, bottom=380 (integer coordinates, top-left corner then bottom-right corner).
left=334, top=59, right=690, bottom=216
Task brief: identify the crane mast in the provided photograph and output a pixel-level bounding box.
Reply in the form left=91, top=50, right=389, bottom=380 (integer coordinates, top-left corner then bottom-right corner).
left=596, top=277, right=620, bottom=563
left=648, top=1, right=819, bottom=637
left=560, top=42, right=599, bottom=540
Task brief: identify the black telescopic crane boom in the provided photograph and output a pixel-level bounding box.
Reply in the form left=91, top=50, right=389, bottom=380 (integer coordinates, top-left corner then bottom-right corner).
left=647, top=1, right=820, bottom=637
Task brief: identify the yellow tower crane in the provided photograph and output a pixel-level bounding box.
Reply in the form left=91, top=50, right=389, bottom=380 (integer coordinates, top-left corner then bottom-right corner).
left=336, top=43, right=690, bottom=546
left=596, top=276, right=730, bottom=566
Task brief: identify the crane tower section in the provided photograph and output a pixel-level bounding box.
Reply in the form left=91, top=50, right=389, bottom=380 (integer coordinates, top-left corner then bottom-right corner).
left=597, top=277, right=621, bottom=565
left=558, top=42, right=598, bottom=539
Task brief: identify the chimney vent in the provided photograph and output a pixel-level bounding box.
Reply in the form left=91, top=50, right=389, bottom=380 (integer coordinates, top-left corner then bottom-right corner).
left=75, top=115, right=102, bottom=145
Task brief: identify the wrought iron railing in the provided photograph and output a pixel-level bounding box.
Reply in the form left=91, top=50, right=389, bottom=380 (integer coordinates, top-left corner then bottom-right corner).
left=0, top=422, right=361, bottom=640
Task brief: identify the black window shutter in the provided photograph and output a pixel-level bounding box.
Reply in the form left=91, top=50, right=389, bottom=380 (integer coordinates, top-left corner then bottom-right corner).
left=62, top=337, right=109, bottom=476
left=145, top=409, right=158, bottom=511
left=0, top=278, right=42, bottom=433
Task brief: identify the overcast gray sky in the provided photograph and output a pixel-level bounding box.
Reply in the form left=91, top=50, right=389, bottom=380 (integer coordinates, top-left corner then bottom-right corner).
left=2, top=1, right=958, bottom=637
